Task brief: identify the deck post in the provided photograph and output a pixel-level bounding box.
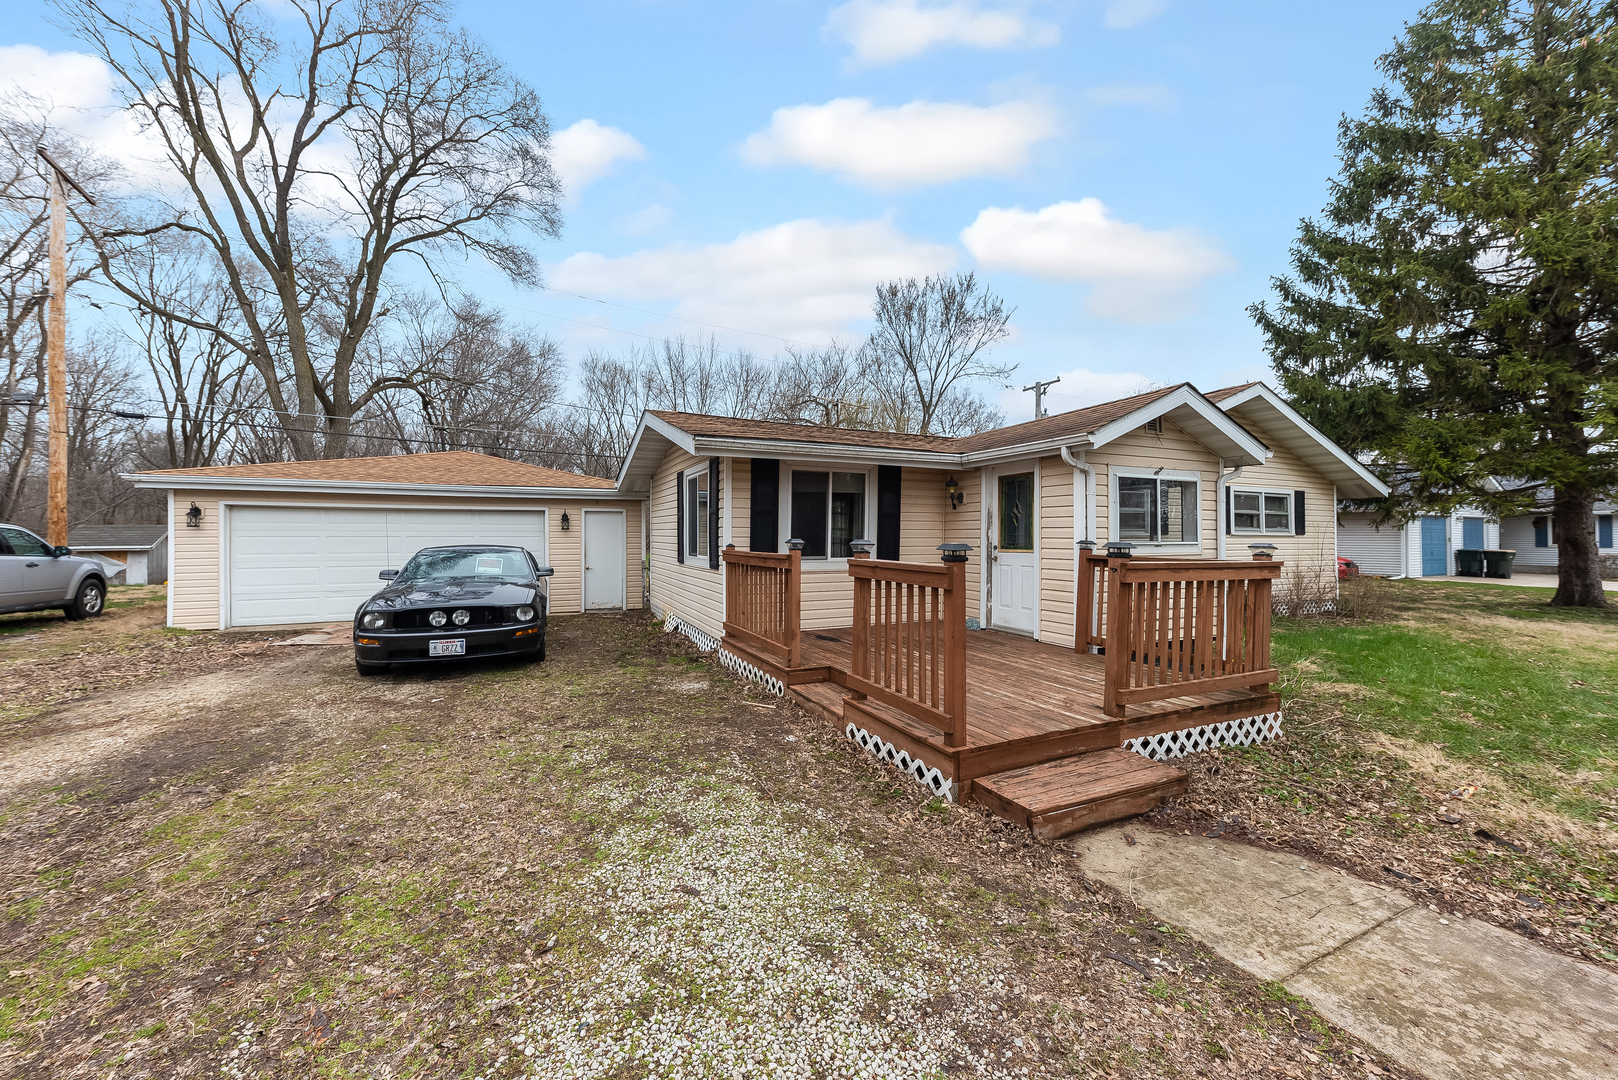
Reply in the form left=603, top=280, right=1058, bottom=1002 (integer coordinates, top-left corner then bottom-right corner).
left=785, top=541, right=803, bottom=669
left=939, top=545, right=970, bottom=749
left=1102, top=559, right=1128, bottom=718
left=1074, top=540, right=1095, bottom=653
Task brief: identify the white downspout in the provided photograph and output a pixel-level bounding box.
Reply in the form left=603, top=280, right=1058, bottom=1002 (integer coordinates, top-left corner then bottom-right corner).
left=1215, top=459, right=1243, bottom=560
left=1059, top=446, right=1095, bottom=542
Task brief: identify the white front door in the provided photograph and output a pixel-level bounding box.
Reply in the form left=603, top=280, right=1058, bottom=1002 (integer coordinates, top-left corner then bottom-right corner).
left=990, top=468, right=1038, bottom=634
left=582, top=510, right=626, bottom=610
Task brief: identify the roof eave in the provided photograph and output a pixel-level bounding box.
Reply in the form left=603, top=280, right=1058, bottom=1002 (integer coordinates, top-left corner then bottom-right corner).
left=689, top=434, right=960, bottom=466
left=1086, top=385, right=1268, bottom=465
left=1214, top=385, right=1391, bottom=498
left=119, top=474, right=622, bottom=498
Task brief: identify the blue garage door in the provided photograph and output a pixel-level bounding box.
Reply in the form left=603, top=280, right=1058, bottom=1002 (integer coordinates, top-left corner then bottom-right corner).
left=1462, top=517, right=1485, bottom=550
left=1421, top=516, right=1448, bottom=576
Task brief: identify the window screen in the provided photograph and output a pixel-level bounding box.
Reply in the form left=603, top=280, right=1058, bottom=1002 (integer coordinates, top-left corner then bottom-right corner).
left=1118, top=477, right=1198, bottom=542
left=687, top=472, right=709, bottom=559
left=790, top=470, right=865, bottom=558
left=1231, top=489, right=1291, bottom=535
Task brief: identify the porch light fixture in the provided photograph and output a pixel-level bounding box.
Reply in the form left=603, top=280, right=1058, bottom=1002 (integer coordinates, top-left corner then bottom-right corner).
left=560, top=511, right=570, bottom=531
left=945, top=476, right=963, bottom=509
left=937, top=542, right=972, bottom=563
left=847, top=538, right=875, bottom=557
left=185, top=502, right=203, bottom=528
left=1248, top=542, right=1278, bottom=560
left=1104, top=540, right=1135, bottom=559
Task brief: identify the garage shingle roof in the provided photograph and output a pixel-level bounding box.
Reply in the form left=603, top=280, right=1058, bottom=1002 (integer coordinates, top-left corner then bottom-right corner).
left=135, top=450, right=615, bottom=489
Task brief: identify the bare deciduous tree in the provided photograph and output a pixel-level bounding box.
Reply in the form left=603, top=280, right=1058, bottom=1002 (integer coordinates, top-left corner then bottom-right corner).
left=866, top=272, right=1014, bottom=434
left=63, top=0, right=562, bottom=459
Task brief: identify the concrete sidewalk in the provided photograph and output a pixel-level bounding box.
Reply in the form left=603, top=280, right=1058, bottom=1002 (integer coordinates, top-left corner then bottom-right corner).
left=1418, top=574, right=1618, bottom=590
left=1070, top=825, right=1618, bottom=1080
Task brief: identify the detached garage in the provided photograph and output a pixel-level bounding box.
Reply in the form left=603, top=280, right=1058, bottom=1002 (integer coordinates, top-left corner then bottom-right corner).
left=127, top=452, right=644, bottom=630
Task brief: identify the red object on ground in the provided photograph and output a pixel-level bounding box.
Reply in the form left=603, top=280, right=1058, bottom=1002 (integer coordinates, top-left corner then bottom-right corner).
left=1338, top=556, right=1361, bottom=580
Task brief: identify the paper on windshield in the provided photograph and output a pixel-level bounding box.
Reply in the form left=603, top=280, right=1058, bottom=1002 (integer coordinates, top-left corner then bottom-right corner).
left=475, top=557, right=505, bottom=574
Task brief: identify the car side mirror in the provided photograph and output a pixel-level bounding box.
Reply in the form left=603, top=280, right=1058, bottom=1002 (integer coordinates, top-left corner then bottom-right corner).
left=52, top=546, right=71, bottom=557
left=534, top=567, right=555, bottom=578
left=379, top=569, right=398, bottom=580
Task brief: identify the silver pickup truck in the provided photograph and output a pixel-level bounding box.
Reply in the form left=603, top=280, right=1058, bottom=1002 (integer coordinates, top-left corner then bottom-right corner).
left=0, top=524, right=107, bottom=620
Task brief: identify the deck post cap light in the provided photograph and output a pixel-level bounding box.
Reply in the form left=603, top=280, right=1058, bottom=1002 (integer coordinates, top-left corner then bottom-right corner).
left=1077, top=539, right=1096, bottom=550
left=847, top=538, right=876, bottom=557
left=937, top=542, right=971, bottom=563
left=560, top=511, right=570, bottom=531
left=1104, top=540, right=1134, bottom=559
left=1248, top=542, right=1278, bottom=560
left=185, top=502, right=203, bottom=528
left=785, top=538, right=805, bottom=551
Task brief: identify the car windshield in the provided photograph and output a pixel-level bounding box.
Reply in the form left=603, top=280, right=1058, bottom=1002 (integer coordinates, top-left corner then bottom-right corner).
left=397, top=549, right=530, bottom=583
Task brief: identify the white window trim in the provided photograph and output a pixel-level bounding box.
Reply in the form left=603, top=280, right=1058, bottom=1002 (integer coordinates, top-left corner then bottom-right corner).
left=1109, top=467, right=1203, bottom=552
left=684, top=468, right=713, bottom=565
left=1230, top=487, right=1294, bottom=536
left=777, top=461, right=876, bottom=566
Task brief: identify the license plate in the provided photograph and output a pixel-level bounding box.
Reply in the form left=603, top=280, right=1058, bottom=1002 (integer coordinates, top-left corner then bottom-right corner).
left=429, top=638, right=466, bottom=657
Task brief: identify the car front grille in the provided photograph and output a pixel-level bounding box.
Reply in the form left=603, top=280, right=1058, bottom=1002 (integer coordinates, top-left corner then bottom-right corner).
left=390, top=606, right=507, bottom=630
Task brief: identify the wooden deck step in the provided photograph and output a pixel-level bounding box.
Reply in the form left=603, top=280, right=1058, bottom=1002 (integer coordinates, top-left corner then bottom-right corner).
left=789, top=680, right=851, bottom=726
left=973, top=750, right=1189, bottom=840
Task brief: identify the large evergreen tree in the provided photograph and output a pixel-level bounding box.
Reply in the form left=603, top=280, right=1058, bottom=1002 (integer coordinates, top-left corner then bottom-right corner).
left=1252, top=0, right=1618, bottom=607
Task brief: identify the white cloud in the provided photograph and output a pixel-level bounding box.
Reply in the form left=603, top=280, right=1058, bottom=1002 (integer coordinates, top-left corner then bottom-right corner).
left=742, top=97, right=1057, bottom=190
left=549, top=217, right=955, bottom=343
left=0, top=44, right=112, bottom=113
left=550, top=119, right=646, bottom=200
left=961, top=198, right=1233, bottom=322
left=827, top=0, right=1060, bottom=66
left=1103, top=0, right=1167, bottom=30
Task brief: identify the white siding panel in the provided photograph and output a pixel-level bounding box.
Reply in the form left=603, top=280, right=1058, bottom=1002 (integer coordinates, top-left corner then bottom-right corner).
left=649, top=449, right=726, bottom=640
left=1338, top=513, right=1405, bottom=577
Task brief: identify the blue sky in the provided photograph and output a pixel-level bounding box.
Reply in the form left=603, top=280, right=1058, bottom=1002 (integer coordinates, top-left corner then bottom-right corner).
left=2, top=0, right=1419, bottom=420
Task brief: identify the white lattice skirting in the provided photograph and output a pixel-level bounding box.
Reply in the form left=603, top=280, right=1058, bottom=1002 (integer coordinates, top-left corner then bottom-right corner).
left=1124, top=710, right=1284, bottom=761
left=845, top=722, right=957, bottom=803
left=664, top=612, right=719, bottom=653
left=665, top=613, right=787, bottom=696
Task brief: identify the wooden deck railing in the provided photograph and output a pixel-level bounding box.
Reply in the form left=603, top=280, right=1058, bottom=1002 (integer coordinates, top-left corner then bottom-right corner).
left=1101, top=557, right=1282, bottom=717
left=1075, top=549, right=1110, bottom=652
left=721, top=546, right=801, bottom=667
left=847, top=556, right=968, bottom=747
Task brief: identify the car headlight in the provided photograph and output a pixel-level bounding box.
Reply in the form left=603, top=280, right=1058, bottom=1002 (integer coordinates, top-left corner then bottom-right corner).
left=362, top=612, right=386, bottom=630
left=515, top=605, right=535, bottom=622
left=428, top=610, right=447, bottom=627
left=452, top=608, right=471, bottom=626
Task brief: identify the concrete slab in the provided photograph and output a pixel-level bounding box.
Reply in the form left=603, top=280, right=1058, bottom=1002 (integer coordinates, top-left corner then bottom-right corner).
left=1070, top=825, right=1618, bottom=1080
left=1289, top=906, right=1618, bottom=1080
left=1069, top=825, right=1412, bottom=981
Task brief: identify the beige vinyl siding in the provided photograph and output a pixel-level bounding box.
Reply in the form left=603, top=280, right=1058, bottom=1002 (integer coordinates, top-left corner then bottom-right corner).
left=1092, top=422, right=1220, bottom=556
left=1225, top=417, right=1337, bottom=587
left=166, top=488, right=636, bottom=630
left=729, top=457, right=751, bottom=551
left=649, top=449, right=726, bottom=641
left=1038, top=456, right=1076, bottom=647
left=943, top=468, right=983, bottom=622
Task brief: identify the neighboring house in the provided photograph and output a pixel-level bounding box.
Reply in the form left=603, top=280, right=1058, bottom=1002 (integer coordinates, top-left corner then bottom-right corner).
left=1498, top=500, right=1618, bottom=572
left=1336, top=508, right=1500, bottom=578
left=125, top=452, right=645, bottom=630
left=620, top=381, right=1389, bottom=650
left=66, top=525, right=169, bottom=585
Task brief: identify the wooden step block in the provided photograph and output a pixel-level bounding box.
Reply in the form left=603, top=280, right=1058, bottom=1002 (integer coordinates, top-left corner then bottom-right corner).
left=788, top=681, right=850, bottom=726
left=973, top=749, right=1189, bottom=840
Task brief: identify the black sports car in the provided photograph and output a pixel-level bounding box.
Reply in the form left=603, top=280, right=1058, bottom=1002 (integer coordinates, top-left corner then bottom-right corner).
left=352, top=545, right=554, bottom=676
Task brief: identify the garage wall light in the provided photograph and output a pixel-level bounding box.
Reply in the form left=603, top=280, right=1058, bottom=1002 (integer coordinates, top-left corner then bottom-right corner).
left=185, top=502, right=203, bottom=528
left=560, top=511, right=570, bottom=531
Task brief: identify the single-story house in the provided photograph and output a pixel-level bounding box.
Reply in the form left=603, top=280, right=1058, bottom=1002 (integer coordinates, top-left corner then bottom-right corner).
left=1498, top=500, right=1618, bottom=572
left=619, top=381, right=1389, bottom=650
left=66, top=525, right=169, bottom=585
left=125, top=452, right=645, bottom=630
left=1336, top=507, right=1500, bottom=578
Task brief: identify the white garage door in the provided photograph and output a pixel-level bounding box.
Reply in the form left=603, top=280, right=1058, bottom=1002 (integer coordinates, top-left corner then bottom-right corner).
left=226, top=506, right=547, bottom=627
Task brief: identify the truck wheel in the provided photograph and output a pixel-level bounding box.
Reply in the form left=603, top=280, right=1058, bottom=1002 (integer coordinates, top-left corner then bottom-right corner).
left=63, top=579, right=105, bottom=621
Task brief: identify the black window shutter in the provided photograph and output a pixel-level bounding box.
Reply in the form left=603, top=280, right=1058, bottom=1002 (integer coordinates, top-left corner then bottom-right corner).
left=877, top=465, right=902, bottom=561
left=1294, top=490, right=1306, bottom=536
left=676, top=470, right=686, bottom=564
left=750, top=458, right=779, bottom=552
left=1225, top=486, right=1233, bottom=536
left=708, top=458, right=721, bottom=569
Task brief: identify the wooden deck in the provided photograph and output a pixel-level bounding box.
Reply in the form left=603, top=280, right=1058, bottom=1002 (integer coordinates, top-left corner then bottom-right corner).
left=728, top=625, right=1278, bottom=797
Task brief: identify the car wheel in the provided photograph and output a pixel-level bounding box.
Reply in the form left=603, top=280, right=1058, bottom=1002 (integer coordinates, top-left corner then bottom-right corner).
left=64, top=580, right=104, bottom=621
left=356, top=658, right=390, bottom=677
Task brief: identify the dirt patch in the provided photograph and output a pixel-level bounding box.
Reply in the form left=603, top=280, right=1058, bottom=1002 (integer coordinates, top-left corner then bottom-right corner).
left=0, top=607, right=1418, bottom=1079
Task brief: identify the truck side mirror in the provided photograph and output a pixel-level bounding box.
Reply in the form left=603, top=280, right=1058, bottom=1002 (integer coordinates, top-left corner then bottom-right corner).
left=378, top=569, right=398, bottom=580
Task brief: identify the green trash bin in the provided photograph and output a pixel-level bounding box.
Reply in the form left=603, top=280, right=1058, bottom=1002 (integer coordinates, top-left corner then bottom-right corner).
left=1454, top=549, right=1485, bottom=577
left=1483, top=549, right=1515, bottom=579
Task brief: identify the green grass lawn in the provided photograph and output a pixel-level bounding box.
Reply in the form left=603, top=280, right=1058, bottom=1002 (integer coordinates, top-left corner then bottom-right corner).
left=1273, top=580, right=1618, bottom=820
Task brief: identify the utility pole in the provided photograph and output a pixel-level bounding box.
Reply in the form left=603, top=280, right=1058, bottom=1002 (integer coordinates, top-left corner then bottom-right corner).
left=1022, top=376, right=1061, bottom=421
left=36, top=147, right=95, bottom=549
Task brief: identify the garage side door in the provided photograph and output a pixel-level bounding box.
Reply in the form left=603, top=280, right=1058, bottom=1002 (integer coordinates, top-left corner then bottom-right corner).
left=227, top=507, right=546, bottom=627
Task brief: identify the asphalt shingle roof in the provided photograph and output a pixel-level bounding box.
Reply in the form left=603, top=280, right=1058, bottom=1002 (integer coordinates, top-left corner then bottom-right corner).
left=135, top=450, right=615, bottom=489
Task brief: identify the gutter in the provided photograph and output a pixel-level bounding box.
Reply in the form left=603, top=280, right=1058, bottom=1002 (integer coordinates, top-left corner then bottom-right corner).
left=118, top=474, right=623, bottom=499
left=1215, top=460, right=1243, bottom=559
left=1059, top=446, right=1095, bottom=543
